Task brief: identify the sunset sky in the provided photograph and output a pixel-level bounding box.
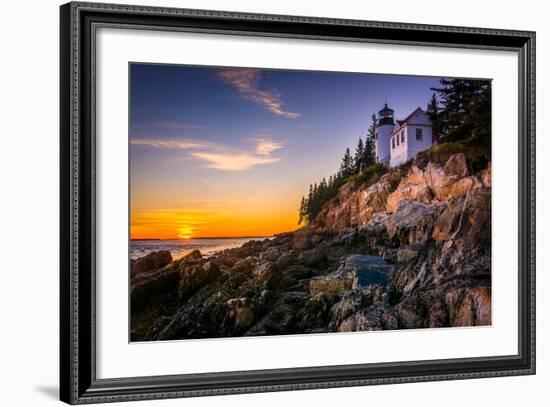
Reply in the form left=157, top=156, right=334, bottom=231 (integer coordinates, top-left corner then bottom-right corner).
left=130, top=63, right=442, bottom=239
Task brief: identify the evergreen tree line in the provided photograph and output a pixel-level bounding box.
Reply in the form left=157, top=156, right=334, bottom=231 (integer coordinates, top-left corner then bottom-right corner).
left=298, top=117, right=377, bottom=225
left=426, top=78, right=491, bottom=149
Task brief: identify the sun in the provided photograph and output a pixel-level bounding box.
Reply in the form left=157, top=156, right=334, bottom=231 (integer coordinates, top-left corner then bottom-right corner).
left=178, top=226, right=194, bottom=240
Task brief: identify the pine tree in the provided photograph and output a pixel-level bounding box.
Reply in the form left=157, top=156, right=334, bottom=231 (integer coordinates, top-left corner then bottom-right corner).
left=319, top=177, right=327, bottom=200
left=426, top=92, right=441, bottom=134
left=353, top=138, right=365, bottom=173
left=339, top=148, right=354, bottom=179
left=363, top=115, right=376, bottom=168
left=306, top=184, right=314, bottom=223
left=431, top=78, right=491, bottom=146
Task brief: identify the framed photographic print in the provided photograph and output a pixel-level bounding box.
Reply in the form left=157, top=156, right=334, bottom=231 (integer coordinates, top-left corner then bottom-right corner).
left=60, top=1, right=536, bottom=404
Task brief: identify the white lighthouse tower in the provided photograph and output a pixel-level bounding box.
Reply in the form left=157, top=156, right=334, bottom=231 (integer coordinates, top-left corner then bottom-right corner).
left=374, top=103, right=395, bottom=166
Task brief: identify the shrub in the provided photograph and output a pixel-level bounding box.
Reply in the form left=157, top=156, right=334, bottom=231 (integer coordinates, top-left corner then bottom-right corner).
left=413, top=142, right=466, bottom=168
left=350, top=163, right=387, bottom=189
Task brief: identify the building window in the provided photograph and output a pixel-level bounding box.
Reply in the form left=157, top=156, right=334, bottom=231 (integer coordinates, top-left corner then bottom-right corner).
left=392, top=138, right=395, bottom=149
left=375, top=132, right=378, bottom=140
left=416, top=128, right=423, bottom=140
left=401, top=131, right=405, bottom=143
left=396, top=135, right=400, bottom=146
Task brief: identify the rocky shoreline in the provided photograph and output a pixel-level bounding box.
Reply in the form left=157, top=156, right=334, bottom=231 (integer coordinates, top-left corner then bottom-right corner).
left=130, top=153, right=491, bottom=341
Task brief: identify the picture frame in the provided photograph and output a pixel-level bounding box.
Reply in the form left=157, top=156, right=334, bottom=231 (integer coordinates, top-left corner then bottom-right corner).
left=60, top=1, right=536, bottom=404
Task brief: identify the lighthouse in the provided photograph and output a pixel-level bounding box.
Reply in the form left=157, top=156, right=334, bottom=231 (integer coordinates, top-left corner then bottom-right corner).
left=374, top=103, right=395, bottom=166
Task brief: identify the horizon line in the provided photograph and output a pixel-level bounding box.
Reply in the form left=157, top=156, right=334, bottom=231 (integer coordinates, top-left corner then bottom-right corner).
left=130, top=235, right=275, bottom=241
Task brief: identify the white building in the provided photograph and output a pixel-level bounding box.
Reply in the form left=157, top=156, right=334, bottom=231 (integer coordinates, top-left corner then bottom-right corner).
left=374, top=104, right=437, bottom=168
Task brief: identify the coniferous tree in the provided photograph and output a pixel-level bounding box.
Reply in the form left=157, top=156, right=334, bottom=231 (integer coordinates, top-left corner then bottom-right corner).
left=363, top=114, right=377, bottom=167
left=340, top=148, right=354, bottom=179
left=353, top=138, right=365, bottom=173
left=307, top=183, right=313, bottom=202
left=426, top=92, right=441, bottom=134
left=305, top=184, right=314, bottom=223
left=431, top=79, right=491, bottom=146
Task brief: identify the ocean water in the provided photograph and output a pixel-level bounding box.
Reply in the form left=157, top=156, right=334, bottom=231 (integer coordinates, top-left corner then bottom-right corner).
left=130, top=237, right=268, bottom=261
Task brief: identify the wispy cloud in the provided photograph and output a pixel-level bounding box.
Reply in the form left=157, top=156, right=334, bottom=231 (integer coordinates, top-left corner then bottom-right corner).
left=132, top=121, right=205, bottom=131
left=131, top=138, right=210, bottom=149
left=132, top=135, right=284, bottom=171
left=217, top=68, right=300, bottom=119
left=252, top=138, right=284, bottom=156
left=191, top=152, right=280, bottom=171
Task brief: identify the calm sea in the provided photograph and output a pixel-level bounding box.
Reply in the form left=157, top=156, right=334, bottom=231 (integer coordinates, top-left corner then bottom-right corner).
left=130, top=237, right=268, bottom=261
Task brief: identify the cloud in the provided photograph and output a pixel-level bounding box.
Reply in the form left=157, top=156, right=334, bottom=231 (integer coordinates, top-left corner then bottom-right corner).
left=133, top=121, right=205, bottom=130
left=131, top=138, right=210, bottom=149
left=132, top=135, right=284, bottom=171
left=217, top=68, right=300, bottom=119
left=253, top=138, right=284, bottom=156
left=191, top=152, right=280, bottom=171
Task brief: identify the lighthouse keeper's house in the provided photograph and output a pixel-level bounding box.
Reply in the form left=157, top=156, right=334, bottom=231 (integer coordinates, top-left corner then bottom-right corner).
left=374, top=103, right=438, bottom=168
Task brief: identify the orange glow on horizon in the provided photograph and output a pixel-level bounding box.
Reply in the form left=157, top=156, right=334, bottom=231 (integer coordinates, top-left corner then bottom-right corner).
left=130, top=207, right=300, bottom=240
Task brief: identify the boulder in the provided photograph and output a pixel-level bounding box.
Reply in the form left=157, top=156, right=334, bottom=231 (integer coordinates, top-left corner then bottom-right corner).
left=386, top=184, right=433, bottom=213
left=397, top=244, right=423, bottom=263
left=298, top=244, right=327, bottom=266
left=131, top=250, right=172, bottom=278
left=337, top=305, right=384, bottom=332
left=432, top=188, right=491, bottom=250
left=225, top=297, right=255, bottom=332
left=428, top=300, right=449, bottom=328
left=437, top=175, right=483, bottom=201
left=177, top=249, right=202, bottom=267
left=345, top=255, right=390, bottom=290
left=381, top=309, right=400, bottom=330
left=446, top=286, right=491, bottom=326
left=253, top=262, right=305, bottom=290
left=444, top=152, right=469, bottom=178
left=424, top=161, right=452, bottom=190
left=245, top=291, right=309, bottom=336
left=358, top=177, right=392, bottom=224
left=309, top=255, right=390, bottom=299
left=259, top=246, right=281, bottom=262
left=131, top=265, right=180, bottom=312
left=231, top=257, right=255, bottom=274
left=309, top=272, right=353, bottom=300
left=292, top=228, right=313, bottom=250
left=178, top=260, right=222, bottom=299
left=302, top=293, right=332, bottom=328
left=432, top=199, right=462, bottom=242
left=315, top=182, right=362, bottom=231
left=395, top=298, right=424, bottom=329
left=329, top=289, right=368, bottom=330
left=384, top=200, right=439, bottom=245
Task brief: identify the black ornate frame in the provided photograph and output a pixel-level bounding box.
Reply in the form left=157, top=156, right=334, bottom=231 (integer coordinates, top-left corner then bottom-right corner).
left=60, top=2, right=536, bottom=404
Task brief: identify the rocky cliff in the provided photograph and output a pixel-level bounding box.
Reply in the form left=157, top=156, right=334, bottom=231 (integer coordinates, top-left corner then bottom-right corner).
left=130, top=153, right=491, bottom=341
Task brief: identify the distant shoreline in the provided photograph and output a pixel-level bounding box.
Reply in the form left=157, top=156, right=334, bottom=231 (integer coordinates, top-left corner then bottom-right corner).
left=131, top=236, right=272, bottom=241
